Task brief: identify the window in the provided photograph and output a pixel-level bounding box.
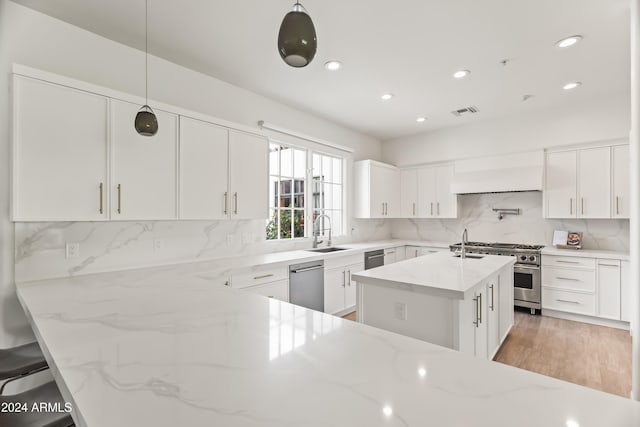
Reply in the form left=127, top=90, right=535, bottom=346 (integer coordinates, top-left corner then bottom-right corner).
left=267, top=143, right=307, bottom=240
left=266, top=143, right=344, bottom=241
left=311, top=153, right=343, bottom=238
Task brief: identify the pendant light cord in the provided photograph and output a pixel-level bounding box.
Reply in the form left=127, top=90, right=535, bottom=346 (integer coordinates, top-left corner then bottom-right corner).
left=145, top=0, right=148, bottom=105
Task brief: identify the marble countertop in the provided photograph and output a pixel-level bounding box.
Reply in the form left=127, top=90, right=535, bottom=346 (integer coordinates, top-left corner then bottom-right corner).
left=352, top=252, right=515, bottom=299
left=542, top=246, right=630, bottom=261
left=16, top=263, right=640, bottom=427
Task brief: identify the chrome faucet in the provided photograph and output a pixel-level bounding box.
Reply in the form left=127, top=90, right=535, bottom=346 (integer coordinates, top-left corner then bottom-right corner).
left=313, top=214, right=332, bottom=248
left=461, top=228, right=468, bottom=259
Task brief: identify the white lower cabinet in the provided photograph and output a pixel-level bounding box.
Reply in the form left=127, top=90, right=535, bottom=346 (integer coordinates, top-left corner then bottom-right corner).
left=542, top=254, right=628, bottom=323
left=384, top=247, right=404, bottom=265
left=459, top=282, right=489, bottom=358
left=621, top=261, right=631, bottom=322
left=324, top=255, right=364, bottom=315
left=241, top=279, right=289, bottom=302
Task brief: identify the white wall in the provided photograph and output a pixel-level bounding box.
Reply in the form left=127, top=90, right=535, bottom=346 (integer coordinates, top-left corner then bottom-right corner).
left=382, top=93, right=629, bottom=166
left=0, top=0, right=384, bottom=347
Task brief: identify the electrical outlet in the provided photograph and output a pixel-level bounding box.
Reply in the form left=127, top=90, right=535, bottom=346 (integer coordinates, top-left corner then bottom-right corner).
left=153, top=239, right=163, bottom=251
left=65, top=243, right=80, bottom=259
left=394, top=302, right=407, bottom=320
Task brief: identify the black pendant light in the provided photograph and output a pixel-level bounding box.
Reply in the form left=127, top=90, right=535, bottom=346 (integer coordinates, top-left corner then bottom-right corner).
left=278, top=2, right=317, bottom=68
left=135, top=0, right=158, bottom=136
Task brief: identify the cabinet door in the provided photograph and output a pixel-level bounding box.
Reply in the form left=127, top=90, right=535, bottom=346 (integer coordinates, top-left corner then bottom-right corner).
left=324, top=266, right=346, bottom=314
left=369, top=163, right=386, bottom=218
left=498, top=268, right=514, bottom=342
left=597, top=260, right=621, bottom=320
left=111, top=100, right=177, bottom=219
left=13, top=76, right=108, bottom=220
left=405, top=246, right=419, bottom=258
left=621, top=261, right=631, bottom=322
left=242, top=279, right=289, bottom=303
left=179, top=117, right=229, bottom=219
left=612, top=145, right=630, bottom=218
left=345, top=262, right=365, bottom=308
left=400, top=169, right=418, bottom=217
left=228, top=130, right=268, bottom=219
left=545, top=151, right=576, bottom=218
left=385, top=168, right=401, bottom=217
left=578, top=147, right=610, bottom=218
left=417, top=166, right=437, bottom=217
left=435, top=164, right=458, bottom=218
left=384, top=247, right=397, bottom=265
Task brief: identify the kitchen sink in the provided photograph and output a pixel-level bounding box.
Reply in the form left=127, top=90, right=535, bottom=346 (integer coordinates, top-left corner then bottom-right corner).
left=306, top=247, right=349, bottom=253
left=452, top=253, right=485, bottom=259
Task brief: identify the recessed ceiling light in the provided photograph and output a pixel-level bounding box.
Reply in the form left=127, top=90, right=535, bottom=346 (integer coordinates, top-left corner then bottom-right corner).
left=324, top=60, right=342, bottom=71
left=416, top=117, right=426, bottom=123
left=556, top=35, right=583, bottom=48
left=381, top=93, right=394, bottom=101
left=382, top=406, right=393, bottom=416
left=453, top=70, right=470, bottom=79
left=563, top=82, right=582, bottom=90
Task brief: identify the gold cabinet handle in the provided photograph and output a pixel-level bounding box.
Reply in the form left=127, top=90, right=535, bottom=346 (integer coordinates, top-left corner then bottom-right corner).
left=412, top=202, right=416, bottom=216
left=556, top=299, right=580, bottom=305
left=581, top=197, right=584, bottom=215
left=117, top=184, right=122, bottom=214
left=381, top=202, right=385, bottom=216
left=472, top=297, right=479, bottom=327
left=342, top=270, right=346, bottom=287
left=437, top=202, right=440, bottom=216
left=556, top=277, right=580, bottom=281
left=253, top=274, right=274, bottom=280
left=99, top=182, right=103, bottom=214
left=489, top=284, right=494, bottom=311
left=430, top=202, right=433, bottom=216
left=224, top=192, right=228, bottom=215
left=385, top=202, right=388, bottom=216
left=616, top=196, right=620, bottom=215
left=233, top=192, right=238, bottom=215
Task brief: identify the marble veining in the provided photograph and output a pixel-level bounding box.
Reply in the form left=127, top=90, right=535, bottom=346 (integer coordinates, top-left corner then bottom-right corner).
left=14, top=219, right=391, bottom=282
left=392, top=192, right=629, bottom=250
left=16, top=265, right=640, bottom=427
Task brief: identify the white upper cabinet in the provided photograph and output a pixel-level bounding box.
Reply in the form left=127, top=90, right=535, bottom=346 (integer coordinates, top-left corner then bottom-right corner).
left=179, top=117, right=229, bottom=220
left=111, top=99, right=178, bottom=220
left=228, top=130, right=268, bottom=220
left=12, top=76, right=108, bottom=221
left=354, top=160, right=399, bottom=218
left=545, top=150, right=577, bottom=218
left=612, top=144, right=630, bottom=218
left=545, top=145, right=624, bottom=219
left=417, top=164, right=457, bottom=218
left=400, top=169, right=418, bottom=218
left=577, top=147, right=610, bottom=218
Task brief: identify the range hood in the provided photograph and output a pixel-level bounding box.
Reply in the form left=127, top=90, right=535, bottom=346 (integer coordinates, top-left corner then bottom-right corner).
left=451, top=151, right=544, bottom=194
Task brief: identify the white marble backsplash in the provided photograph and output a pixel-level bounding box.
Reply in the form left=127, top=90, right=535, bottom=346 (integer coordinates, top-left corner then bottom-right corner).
left=391, top=192, right=629, bottom=250
left=14, top=218, right=390, bottom=282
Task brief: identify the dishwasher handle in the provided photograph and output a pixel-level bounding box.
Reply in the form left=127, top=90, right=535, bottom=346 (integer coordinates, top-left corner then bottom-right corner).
left=366, top=254, right=385, bottom=260
left=290, top=265, right=324, bottom=274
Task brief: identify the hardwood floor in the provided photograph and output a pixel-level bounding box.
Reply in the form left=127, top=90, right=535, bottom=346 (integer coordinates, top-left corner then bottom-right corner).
left=343, top=309, right=632, bottom=397
left=495, top=309, right=632, bottom=397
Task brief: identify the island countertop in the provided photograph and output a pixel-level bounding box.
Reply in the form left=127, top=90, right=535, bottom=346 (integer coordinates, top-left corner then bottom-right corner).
left=16, top=262, right=640, bottom=427
left=352, top=252, right=516, bottom=299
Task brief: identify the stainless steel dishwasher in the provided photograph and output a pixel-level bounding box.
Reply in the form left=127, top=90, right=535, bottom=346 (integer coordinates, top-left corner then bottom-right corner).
left=364, top=249, right=385, bottom=269
left=289, top=260, right=324, bottom=311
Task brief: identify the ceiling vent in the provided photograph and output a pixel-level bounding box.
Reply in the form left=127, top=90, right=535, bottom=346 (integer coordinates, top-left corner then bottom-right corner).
left=451, top=106, right=479, bottom=117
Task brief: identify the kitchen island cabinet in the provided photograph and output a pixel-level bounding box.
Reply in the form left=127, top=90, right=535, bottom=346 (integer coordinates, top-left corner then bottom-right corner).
left=352, top=252, right=515, bottom=359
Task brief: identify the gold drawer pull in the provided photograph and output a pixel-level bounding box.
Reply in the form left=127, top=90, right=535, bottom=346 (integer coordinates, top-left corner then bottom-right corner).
left=254, top=274, right=274, bottom=280
left=556, top=277, right=579, bottom=281
left=556, top=299, right=580, bottom=305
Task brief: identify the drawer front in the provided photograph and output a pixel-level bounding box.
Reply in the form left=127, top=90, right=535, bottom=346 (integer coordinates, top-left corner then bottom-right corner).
left=542, top=266, right=595, bottom=292
left=542, top=255, right=595, bottom=270
left=542, top=288, right=596, bottom=315
left=232, top=264, right=288, bottom=289
left=418, top=246, right=445, bottom=256
left=241, top=279, right=289, bottom=302
left=324, top=253, right=364, bottom=270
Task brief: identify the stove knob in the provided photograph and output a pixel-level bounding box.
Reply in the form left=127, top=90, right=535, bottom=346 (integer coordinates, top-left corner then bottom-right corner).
left=520, top=255, right=527, bottom=261
left=529, top=255, right=536, bottom=262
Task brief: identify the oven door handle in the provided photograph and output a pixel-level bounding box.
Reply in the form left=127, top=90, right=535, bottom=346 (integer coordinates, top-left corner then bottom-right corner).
left=514, top=265, right=539, bottom=270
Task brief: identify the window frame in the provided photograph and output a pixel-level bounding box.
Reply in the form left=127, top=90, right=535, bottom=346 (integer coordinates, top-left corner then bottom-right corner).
left=266, top=139, right=347, bottom=242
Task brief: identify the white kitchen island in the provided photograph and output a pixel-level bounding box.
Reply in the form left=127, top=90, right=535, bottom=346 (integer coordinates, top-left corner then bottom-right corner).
left=15, top=257, right=640, bottom=427
left=352, top=252, right=515, bottom=359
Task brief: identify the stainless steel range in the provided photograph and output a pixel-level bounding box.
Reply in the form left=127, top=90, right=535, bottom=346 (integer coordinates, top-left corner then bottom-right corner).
left=449, top=241, right=544, bottom=314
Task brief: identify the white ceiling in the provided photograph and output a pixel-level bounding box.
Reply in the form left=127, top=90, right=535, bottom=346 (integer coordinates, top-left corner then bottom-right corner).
left=12, top=0, right=631, bottom=141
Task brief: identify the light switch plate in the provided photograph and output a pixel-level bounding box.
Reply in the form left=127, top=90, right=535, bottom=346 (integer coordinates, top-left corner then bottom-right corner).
left=65, top=243, right=80, bottom=259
